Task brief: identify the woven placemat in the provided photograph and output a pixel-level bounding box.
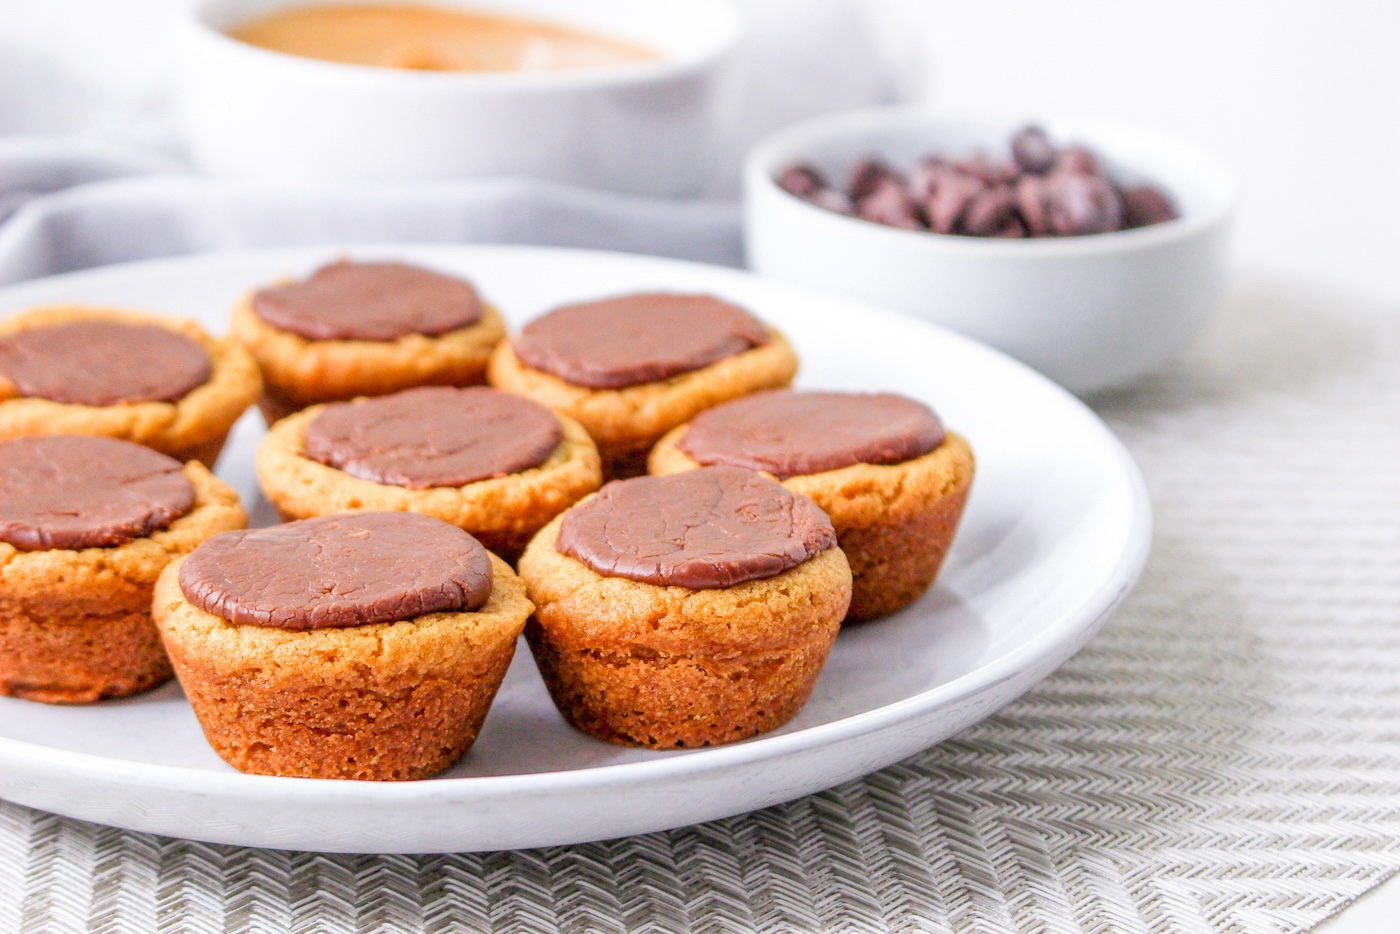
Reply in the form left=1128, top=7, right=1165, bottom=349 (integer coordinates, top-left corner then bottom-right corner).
left=3, top=271, right=1399, bottom=934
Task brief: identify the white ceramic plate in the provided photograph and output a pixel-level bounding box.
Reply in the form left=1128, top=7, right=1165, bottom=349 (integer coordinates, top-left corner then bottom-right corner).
left=0, top=244, right=1150, bottom=854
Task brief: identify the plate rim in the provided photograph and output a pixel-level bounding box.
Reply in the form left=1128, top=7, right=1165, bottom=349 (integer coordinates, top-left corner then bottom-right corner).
left=0, top=243, right=1152, bottom=821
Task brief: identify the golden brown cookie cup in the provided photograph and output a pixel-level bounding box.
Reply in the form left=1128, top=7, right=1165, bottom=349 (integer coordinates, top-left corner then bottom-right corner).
left=154, top=552, right=532, bottom=781
left=231, top=293, right=507, bottom=423
left=487, top=328, right=798, bottom=480
left=256, top=405, right=602, bottom=562
left=0, top=462, right=247, bottom=704
left=649, top=430, right=975, bottom=622
left=518, top=515, right=850, bottom=749
left=0, top=306, right=262, bottom=468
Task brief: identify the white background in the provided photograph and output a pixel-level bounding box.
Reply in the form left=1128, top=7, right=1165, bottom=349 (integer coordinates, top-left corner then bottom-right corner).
left=5, top=0, right=1400, bottom=302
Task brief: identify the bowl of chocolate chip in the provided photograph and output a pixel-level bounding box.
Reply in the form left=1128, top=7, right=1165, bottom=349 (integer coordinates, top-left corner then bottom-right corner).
left=744, top=107, right=1235, bottom=394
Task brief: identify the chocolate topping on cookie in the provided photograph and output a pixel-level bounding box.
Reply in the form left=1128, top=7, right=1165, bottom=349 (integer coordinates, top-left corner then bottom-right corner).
left=0, top=321, right=212, bottom=406
left=179, top=512, right=494, bottom=630
left=0, top=436, right=194, bottom=551
left=512, top=293, right=770, bottom=389
left=556, top=466, right=835, bottom=589
left=678, top=390, right=945, bottom=478
left=252, top=260, right=484, bottom=342
left=303, top=386, right=563, bottom=489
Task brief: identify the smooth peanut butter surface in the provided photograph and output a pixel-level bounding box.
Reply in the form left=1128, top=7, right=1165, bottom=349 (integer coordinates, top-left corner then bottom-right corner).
left=229, top=3, right=660, bottom=73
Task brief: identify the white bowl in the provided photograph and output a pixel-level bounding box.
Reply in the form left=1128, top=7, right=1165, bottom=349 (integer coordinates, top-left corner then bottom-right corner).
left=744, top=107, right=1236, bottom=394
left=176, top=0, right=742, bottom=196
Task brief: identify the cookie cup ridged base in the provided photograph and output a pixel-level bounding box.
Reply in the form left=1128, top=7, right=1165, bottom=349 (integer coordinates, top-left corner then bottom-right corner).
left=153, top=553, right=532, bottom=781
left=518, top=517, right=850, bottom=749
left=0, top=597, right=173, bottom=704
left=649, top=431, right=976, bottom=622
left=256, top=406, right=601, bottom=563
left=0, top=462, right=248, bottom=703
left=486, top=329, right=799, bottom=481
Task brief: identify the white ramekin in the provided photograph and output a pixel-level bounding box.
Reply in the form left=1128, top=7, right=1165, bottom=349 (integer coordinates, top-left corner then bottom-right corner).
left=176, top=0, right=743, bottom=196
left=744, top=107, right=1236, bottom=394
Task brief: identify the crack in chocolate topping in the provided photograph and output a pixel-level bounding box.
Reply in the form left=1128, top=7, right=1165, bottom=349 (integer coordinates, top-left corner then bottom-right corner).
left=677, top=390, right=945, bottom=478
left=302, top=386, right=563, bottom=489
left=555, top=466, right=836, bottom=589
left=252, top=260, right=484, bottom=342
left=0, top=436, right=194, bottom=551
left=178, top=512, right=494, bottom=630
left=0, top=321, right=212, bottom=407
left=512, top=293, right=771, bottom=389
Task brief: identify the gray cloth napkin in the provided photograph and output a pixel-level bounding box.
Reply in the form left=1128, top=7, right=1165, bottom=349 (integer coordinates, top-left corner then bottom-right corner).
left=0, top=173, right=747, bottom=285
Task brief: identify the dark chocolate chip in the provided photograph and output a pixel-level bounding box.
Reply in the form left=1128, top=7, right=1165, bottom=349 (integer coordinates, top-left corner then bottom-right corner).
left=1121, top=185, right=1178, bottom=227
left=1046, top=173, right=1125, bottom=235
left=856, top=177, right=922, bottom=230
left=909, top=158, right=950, bottom=200
left=848, top=159, right=898, bottom=201
left=925, top=171, right=986, bottom=234
left=813, top=189, right=854, bottom=214
left=992, top=217, right=1029, bottom=238
left=773, top=126, right=1177, bottom=239
left=953, top=155, right=1018, bottom=186
left=959, top=184, right=1018, bottom=236
left=1053, top=147, right=1101, bottom=176
left=1011, top=126, right=1057, bottom=174
left=777, top=164, right=825, bottom=200
left=1016, top=175, right=1052, bottom=236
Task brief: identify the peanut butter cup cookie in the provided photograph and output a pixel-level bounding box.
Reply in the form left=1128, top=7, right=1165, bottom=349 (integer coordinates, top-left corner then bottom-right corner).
left=650, top=390, right=975, bottom=621
left=0, top=435, right=246, bottom=703
left=257, top=386, right=601, bottom=561
left=232, top=259, right=506, bottom=422
left=155, top=512, right=533, bottom=780
left=488, top=293, right=798, bottom=479
left=0, top=306, right=262, bottom=467
left=518, top=466, right=850, bottom=748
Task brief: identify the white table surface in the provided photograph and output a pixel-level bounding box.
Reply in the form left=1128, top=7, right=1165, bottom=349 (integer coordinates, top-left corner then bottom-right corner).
left=1, top=1, right=1397, bottom=930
